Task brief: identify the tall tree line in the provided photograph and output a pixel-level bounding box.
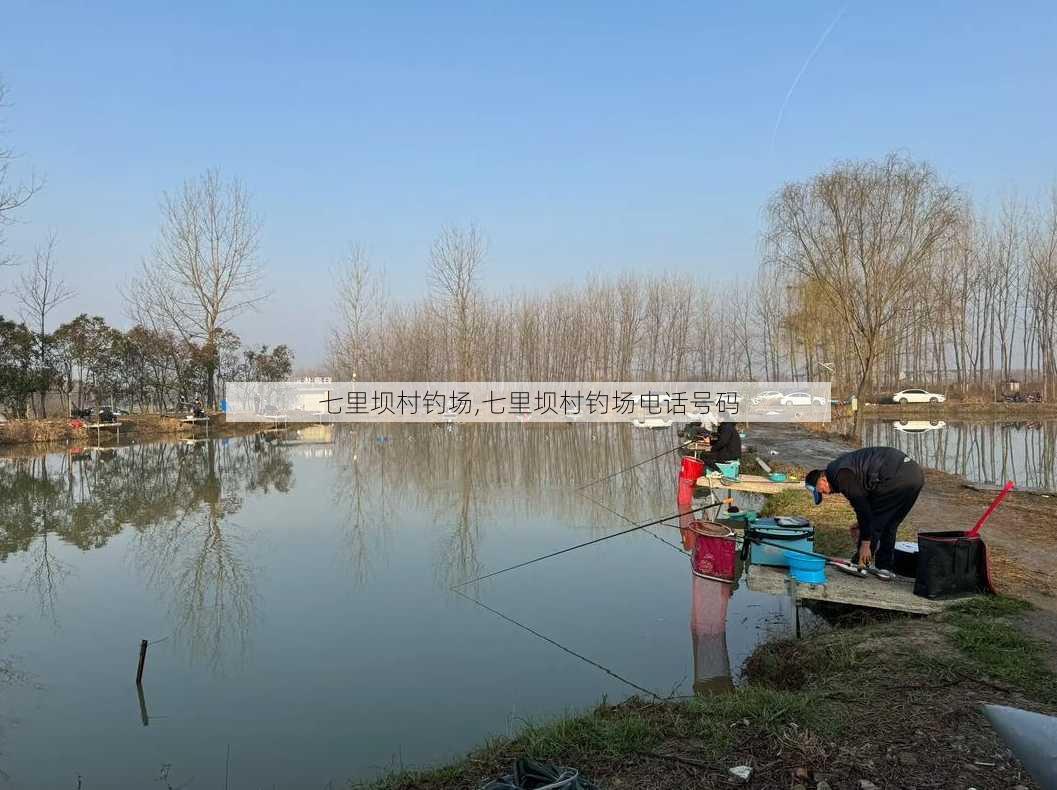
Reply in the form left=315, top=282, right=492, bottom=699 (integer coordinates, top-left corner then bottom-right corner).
left=330, top=158, right=1057, bottom=401
left=0, top=311, right=293, bottom=419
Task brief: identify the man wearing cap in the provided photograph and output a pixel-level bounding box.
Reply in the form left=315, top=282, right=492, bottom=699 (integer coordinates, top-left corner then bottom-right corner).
left=804, top=446, right=924, bottom=572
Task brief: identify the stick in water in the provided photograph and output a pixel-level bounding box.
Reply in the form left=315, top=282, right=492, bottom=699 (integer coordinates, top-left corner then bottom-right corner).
left=136, top=639, right=148, bottom=685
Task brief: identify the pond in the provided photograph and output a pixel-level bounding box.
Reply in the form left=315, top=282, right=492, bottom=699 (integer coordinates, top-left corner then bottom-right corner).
left=0, top=426, right=799, bottom=789
left=859, top=417, right=1057, bottom=490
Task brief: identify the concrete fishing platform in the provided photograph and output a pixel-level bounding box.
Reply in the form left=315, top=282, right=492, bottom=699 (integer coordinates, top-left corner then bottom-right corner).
left=745, top=564, right=956, bottom=615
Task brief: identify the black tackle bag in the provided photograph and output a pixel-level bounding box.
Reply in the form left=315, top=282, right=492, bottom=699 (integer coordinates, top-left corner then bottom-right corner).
left=913, top=531, right=995, bottom=599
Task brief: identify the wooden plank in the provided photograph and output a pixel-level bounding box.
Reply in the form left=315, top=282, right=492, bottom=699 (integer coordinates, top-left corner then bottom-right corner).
left=745, top=564, right=953, bottom=615
left=696, top=473, right=802, bottom=496
left=683, top=440, right=711, bottom=451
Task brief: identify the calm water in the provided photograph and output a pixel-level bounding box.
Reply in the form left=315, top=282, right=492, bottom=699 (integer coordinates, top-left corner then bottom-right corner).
left=0, top=426, right=797, bottom=789
left=859, top=417, right=1057, bottom=490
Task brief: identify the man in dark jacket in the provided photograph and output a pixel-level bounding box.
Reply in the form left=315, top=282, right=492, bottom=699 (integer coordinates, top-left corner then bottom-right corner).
left=804, top=446, right=924, bottom=571
left=697, top=421, right=742, bottom=467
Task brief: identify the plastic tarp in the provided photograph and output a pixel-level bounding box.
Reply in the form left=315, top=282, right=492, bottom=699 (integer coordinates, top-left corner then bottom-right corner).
left=480, top=759, right=598, bottom=790
left=983, top=704, right=1057, bottom=789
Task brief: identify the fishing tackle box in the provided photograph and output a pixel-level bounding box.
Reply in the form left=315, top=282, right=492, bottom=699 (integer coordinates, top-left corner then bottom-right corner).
left=745, top=517, right=814, bottom=567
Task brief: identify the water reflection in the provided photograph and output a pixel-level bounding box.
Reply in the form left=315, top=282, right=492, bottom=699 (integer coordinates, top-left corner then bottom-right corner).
left=690, top=575, right=734, bottom=694
left=0, top=437, right=293, bottom=668
left=0, top=425, right=810, bottom=787
left=860, top=418, right=1057, bottom=490
left=0, top=426, right=686, bottom=664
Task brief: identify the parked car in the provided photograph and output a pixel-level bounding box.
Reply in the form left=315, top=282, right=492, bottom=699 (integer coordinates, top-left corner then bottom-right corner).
left=779, top=392, right=827, bottom=406
left=892, top=388, right=945, bottom=405
left=893, top=419, right=946, bottom=433
left=751, top=390, right=785, bottom=406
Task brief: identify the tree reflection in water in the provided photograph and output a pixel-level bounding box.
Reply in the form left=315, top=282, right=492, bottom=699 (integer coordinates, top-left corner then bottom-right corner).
left=327, top=424, right=681, bottom=589
left=2, top=425, right=690, bottom=672
left=0, top=435, right=293, bottom=671
left=858, top=419, right=1057, bottom=491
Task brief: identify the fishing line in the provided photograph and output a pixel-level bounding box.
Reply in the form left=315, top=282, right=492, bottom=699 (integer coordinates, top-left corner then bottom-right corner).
left=452, top=588, right=662, bottom=701
left=577, top=490, right=688, bottom=556
left=575, top=439, right=692, bottom=491
left=453, top=503, right=720, bottom=589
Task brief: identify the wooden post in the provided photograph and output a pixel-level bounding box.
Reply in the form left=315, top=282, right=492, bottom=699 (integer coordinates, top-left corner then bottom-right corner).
left=136, top=682, right=149, bottom=726
left=136, top=639, right=148, bottom=685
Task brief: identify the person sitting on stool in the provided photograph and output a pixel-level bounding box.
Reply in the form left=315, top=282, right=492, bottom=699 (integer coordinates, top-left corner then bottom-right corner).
left=697, top=421, right=741, bottom=468
left=804, top=446, right=924, bottom=571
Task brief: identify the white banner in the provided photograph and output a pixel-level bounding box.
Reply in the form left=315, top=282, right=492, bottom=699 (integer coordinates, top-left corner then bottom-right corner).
left=223, top=381, right=832, bottom=423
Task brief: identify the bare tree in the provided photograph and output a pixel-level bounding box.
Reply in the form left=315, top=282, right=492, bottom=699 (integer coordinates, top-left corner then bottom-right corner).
left=428, top=223, right=486, bottom=379
left=16, top=234, right=74, bottom=416
left=127, top=170, right=266, bottom=407
left=1026, top=186, right=1057, bottom=398
left=0, top=77, right=43, bottom=274
left=328, top=245, right=384, bottom=379
left=765, top=153, right=962, bottom=412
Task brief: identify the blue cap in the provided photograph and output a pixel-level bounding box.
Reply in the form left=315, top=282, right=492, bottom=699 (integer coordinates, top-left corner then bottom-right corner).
left=805, top=483, right=823, bottom=505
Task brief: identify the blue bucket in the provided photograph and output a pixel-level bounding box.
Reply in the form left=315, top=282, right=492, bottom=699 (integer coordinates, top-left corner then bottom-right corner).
left=714, top=460, right=740, bottom=479
left=784, top=550, right=827, bottom=584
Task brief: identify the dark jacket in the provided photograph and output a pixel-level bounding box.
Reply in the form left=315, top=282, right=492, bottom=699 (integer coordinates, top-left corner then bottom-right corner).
left=824, top=446, right=912, bottom=540
left=710, top=422, right=741, bottom=462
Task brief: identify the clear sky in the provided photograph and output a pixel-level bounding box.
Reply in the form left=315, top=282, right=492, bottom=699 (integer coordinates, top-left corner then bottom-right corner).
left=1, top=1, right=1055, bottom=365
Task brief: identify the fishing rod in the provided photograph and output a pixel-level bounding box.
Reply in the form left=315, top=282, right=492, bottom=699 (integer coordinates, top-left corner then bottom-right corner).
left=575, top=439, right=692, bottom=491
left=452, top=502, right=723, bottom=589
left=741, top=532, right=893, bottom=579
left=577, top=490, right=688, bottom=555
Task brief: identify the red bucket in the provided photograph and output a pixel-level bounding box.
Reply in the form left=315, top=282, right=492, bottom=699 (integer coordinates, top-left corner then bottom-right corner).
left=690, top=521, right=737, bottom=583
left=680, top=456, right=705, bottom=483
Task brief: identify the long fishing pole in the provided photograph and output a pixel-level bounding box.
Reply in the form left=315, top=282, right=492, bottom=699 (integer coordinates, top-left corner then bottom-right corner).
left=575, top=439, right=692, bottom=491
left=741, top=532, right=893, bottom=578
left=453, top=502, right=721, bottom=589
left=577, top=490, right=688, bottom=556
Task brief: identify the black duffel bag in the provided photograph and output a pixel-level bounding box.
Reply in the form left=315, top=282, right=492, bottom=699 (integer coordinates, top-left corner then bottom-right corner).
left=914, top=531, right=994, bottom=599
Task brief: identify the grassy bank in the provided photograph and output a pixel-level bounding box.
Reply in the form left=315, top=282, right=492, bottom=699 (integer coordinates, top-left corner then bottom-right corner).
left=357, top=597, right=1055, bottom=789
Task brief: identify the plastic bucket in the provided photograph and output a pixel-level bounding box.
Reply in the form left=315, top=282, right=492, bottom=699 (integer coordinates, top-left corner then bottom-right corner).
left=690, top=522, right=737, bottom=583
left=784, top=550, right=827, bottom=584
left=680, top=456, right=705, bottom=482
left=714, top=460, right=740, bottom=479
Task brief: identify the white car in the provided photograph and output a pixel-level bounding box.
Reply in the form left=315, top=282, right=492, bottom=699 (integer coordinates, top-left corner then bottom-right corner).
left=893, top=419, right=946, bottom=433
left=751, top=390, right=784, bottom=406
left=632, top=418, right=673, bottom=429
left=892, top=388, right=945, bottom=405
left=779, top=392, right=827, bottom=406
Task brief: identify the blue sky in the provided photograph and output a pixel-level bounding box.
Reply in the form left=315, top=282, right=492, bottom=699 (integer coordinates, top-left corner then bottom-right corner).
left=1, top=1, right=1055, bottom=364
